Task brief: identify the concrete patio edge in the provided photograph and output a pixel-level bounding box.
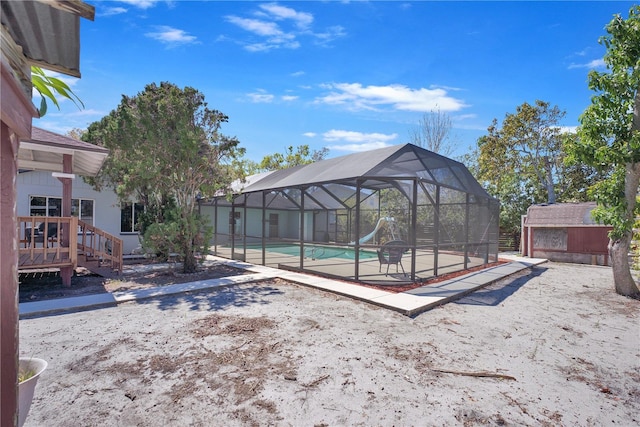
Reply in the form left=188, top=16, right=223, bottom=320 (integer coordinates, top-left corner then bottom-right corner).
left=19, top=255, right=548, bottom=318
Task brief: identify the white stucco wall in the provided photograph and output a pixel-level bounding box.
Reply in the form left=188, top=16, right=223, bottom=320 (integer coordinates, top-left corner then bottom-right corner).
left=16, top=171, right=141, bottom=254
left=203, top=204, right=318, bottom=244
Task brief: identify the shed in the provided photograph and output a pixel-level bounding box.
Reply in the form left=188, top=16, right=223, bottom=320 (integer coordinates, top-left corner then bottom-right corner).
left=521, top=202, right=611, bottom=265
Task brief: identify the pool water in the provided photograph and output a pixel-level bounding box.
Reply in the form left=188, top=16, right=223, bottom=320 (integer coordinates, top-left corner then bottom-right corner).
left=243, top=244, right=377, bottom=260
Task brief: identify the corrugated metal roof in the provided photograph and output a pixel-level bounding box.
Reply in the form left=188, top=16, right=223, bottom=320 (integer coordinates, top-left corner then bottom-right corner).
left=18, top=127, right=109, bottom=176
left=525, top=202, right=606, bottom=227
left=1, top=0, right=95, bottom=77
left=240, top=143, right=492, bottom=198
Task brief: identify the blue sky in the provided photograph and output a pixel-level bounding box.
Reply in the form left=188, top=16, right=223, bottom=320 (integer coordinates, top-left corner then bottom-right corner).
left=36, top=0, right=636, bottom=162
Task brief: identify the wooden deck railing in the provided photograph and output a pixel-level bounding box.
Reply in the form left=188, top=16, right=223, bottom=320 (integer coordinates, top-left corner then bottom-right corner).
left=18, top=216, right=77, bottom=270
left=17, top=216, right=123, bottom=274
left=77, top=219, right=123, bottom=273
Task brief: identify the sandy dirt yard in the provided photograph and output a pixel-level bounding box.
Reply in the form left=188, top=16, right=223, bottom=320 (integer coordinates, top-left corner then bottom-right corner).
left=19, top=262, right=639, bottom=426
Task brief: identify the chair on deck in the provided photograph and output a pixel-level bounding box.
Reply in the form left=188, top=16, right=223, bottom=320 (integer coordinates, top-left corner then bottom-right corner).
left=377, top=240, right=408, bottom=276
left=25, top=222, right=58, bottom=247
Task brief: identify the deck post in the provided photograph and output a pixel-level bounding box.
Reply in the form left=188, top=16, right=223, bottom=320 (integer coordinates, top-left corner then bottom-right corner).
left=299, top=188, right=305, bottom=270
left=354, top=180, right=361, bottom=280
left=1, top=53, right=37, bottom=424
left=1, top=123, right=21, bottom=426
left=411, top=179, right=418, bottom=281
left=58, top=154, right=73, bottom=286
left=261, top=191, right=266, bottom=265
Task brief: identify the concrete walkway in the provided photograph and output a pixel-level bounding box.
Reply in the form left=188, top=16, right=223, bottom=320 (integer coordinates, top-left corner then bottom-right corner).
left=19, top=254, right=547, bottom=318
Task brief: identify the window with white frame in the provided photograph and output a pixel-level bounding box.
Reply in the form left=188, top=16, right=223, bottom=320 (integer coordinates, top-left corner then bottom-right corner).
left=29, top=195, right=94, bottom=225
left=121, top=202, right=145, bottom=233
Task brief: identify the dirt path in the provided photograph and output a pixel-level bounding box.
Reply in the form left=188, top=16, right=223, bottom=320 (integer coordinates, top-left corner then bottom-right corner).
left=20, top=262, right=639, bottom=426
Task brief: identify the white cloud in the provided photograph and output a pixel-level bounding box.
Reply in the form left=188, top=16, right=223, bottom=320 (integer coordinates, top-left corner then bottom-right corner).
left=282, top=95, right=299, bottom=101
left=322, top=130, right=397, bottom=152
left=225, top=15, right=299, bottom=51
left=247, top=90, right=275, bottom=103
left=145, top=26, right=198, bottom=46
left=226, top=16, right=284, bottom=37
left=259, top=3, right=313, bottom=29
left=454, top=113, right=477, bottom=121
left=66, top=108, right=105, bottom=117
left=323, top=129, right=398, bottom=143
left=328, top=142, right=393, bottom=152
left=313, top=26, right=347, bottom=46
left=303, top=132, right=317, bottom=138
left=291, top=71, right=305, bottom=77
left=246, top=40, right=300, bottom=52
left=568, top=59, right=605, bottom=69
left=117, top=0, right=162, bottom=9
left=225, top=3, right=345, bottom=52
left=558, top=126, right=578, bottom=134
left=99, top=7, right=128, bottom=17
left=317, top=83, right=468, bottom=112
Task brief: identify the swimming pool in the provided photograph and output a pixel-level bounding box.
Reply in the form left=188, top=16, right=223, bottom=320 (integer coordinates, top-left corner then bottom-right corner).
left=242, top=243, right=377, bottom=260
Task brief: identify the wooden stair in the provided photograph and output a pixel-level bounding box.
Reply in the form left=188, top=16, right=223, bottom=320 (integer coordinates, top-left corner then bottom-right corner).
left=76, top=219, right=123, bottom=278
left=76, top=256, right=121, bottom=279
left=17, top=216, right=123, bottom=279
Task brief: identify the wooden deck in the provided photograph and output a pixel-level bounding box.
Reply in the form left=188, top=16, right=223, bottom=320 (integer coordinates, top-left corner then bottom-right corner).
left=18, top=216, right=123, bottom=277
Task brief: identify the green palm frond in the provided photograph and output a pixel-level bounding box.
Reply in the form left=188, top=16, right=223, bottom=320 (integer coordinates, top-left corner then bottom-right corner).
left=31, top=66, right=84, bottom=117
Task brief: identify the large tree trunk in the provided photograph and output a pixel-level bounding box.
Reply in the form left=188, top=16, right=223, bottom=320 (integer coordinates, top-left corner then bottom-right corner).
left=610, top=236, right=639, bottom=297
left=612, top=92, right=640, bottom=297
left=183, top=248, right=197, bottom=274
left=543, top=156, right=556, bottom=204
left=611, top=161, right=640, bottom=298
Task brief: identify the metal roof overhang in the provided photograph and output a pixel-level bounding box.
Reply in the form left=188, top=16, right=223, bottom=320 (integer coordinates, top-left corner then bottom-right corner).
left=1, top=0, right=95, bottom=77
left=18, top=127, right=109, bottom=176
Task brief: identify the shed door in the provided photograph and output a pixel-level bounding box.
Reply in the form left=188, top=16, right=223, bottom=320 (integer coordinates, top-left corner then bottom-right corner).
left=568, top=227, right=610, bottom=254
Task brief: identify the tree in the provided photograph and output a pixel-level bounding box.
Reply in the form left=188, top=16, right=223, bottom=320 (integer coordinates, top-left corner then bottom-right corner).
left=253, top=145, right=329, bottom=172
left=66, top=128, right=85, bottom=140
left=478, top=100, right=569, bottom=205
left=557, top=133, right=610, bottom=202
left=565, top=6, right=640, bottom=297
left=409, top=108, right=456, bottom=156
left=470, top=103, right=603, bottom=235
left=84, top=82, right=242, bottom=273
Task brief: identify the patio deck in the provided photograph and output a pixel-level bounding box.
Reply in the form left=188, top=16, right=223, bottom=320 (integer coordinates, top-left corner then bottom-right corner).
left=212, top=245, right=496, bottom=286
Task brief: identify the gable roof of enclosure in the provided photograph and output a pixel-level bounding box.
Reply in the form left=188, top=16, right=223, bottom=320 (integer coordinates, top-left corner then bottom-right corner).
left=238, top=143, right=492, bottom=198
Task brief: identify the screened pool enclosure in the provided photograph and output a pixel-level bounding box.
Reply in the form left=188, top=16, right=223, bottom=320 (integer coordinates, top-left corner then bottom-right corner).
left=203, top=144, right=500, bottom=285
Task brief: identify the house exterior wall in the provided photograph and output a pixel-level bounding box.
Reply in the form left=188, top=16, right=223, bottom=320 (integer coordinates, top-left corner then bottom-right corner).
left=204, top=204, right=313, bottom=246
left=16, top=171, right=141, bottom=254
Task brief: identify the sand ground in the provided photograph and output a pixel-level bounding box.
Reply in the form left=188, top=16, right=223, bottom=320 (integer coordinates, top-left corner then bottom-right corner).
left=19, top=261, right=639, bottom=426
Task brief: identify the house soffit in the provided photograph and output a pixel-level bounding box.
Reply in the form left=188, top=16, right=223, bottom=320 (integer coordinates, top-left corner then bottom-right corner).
left=17, top=127, right=108, bottom=177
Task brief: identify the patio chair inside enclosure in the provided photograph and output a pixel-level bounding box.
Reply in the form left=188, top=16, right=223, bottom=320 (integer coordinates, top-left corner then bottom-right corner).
left=377, top=240, right=408, bottom=276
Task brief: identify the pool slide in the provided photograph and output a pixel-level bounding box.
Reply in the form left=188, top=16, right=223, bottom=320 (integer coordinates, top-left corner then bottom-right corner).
left=350, top=217, right=393, bottom=245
